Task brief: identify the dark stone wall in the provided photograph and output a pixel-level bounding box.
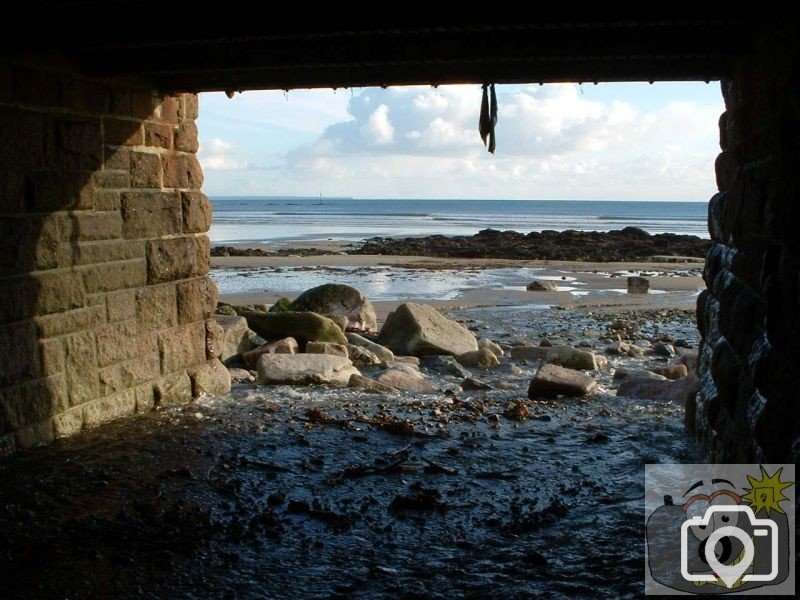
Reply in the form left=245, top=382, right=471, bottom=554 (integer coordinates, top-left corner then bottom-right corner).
left=692, top=25, right=800, bottom=463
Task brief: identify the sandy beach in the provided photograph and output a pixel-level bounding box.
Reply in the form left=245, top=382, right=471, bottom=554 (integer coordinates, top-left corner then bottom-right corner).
left=212, top=251, right=704, bottom=320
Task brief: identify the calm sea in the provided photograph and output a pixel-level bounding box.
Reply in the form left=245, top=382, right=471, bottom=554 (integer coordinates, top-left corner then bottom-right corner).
left=209, top=197, right=709, bottom=244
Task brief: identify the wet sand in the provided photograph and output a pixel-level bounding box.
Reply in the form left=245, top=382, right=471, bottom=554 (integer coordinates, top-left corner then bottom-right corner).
left=213, top=253, right=704, bottom=320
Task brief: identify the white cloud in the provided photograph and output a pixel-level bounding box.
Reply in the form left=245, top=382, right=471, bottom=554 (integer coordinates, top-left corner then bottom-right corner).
left=198, top=83, right=724, bottom=200
left=360, top=104, right=395, bottom=145
left=198, top=138, right=249, bottom=171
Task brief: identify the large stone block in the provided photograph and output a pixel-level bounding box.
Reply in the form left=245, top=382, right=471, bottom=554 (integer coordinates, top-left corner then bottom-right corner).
left=39, top=338, right=64, bottom=376
left=64, top=331, right=98, bottom=405
left=181, top=191, right=211, bottom=233
left=34, top=271, right=86, bottom=315
left=174, top=121, right=199, bottom=153
left=121, top=191, right=182, bottom=239
left=158, top=322, right=206, bottom=374
left=82, top=259, right=146, bottom=293
left=130, top=151, right=162, bottom=188
left=162, top=153, right=203, bottom=189
left=135, top=283, right=178, bottom=331
left=0, top=321, right=39, bottom=386
left=53, top=407, right=83, bottom=438
left=98, top=353, right=160, bottom=397
left=0, top=376, right=68, bottom=434
left=154, top=370, right=192, bottom=405
left=55, top=117, right=103, bottom=170
left=188, top=359, right=231, bottom=397
left=106, top=289, right=136, bottom=322
left=215, top=315, right=252, bottom=363
left=24, top=170, right=94, bottom=212
left=58, top=211, right=122, bottom=242
left=155, top=97, right=179, bottom=124
left=73, top=240, right=145, bottom=268
left=144, top=122, right=173, bottom=149
left=103, top=117, right=143, bottom=146
left=184, top=94, right=199, bottom=120
left=94, top=170, right=130, bottom=189
left=177, top=276, right=218, bottom=325
left=34, top=305, right=106, bottom=338
left=95, top=320, right=157, bottom=368
left=145, top=236, right=206, bottom=284
left=82, top=390, right=136, bottom=429
left=205, top=318, right=224, bottom=359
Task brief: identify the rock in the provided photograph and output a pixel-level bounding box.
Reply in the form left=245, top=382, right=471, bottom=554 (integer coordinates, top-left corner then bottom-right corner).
left=321, top=314, right=349, bottom=333
left=616, top=375, right=699, bottom=402
left=526, top=279, right=558, bottom=292
left=545, top=346, right=604, bottom=370
left=348, top=373, right=397, bottom=394
left=613, top=368, right=667, bottom=381
left=673, top=350, right=699, bottom=373
left=477, top=338, right=504, bottom=357
left=241, top=337, right=298, bottom=369
left=187, top=359, right=232, bottom=397
left=650, top=364, right=688, bottom=380
left=627, top=276, right=650, bottom=294
left=510, top=346, right=549, bottom=361
left=290, top=283, right=378, bottom=333
left=456, top=348, right=500, bottom=369
left=381, top=363, right=420, bottom=376
left=605, top=341, right=630, bottom=355
left=306, top=341, right=349, bottom=357
left=627, top=344, right=645, bottom=358
left=652, top=342, right=675, bottom=357
left=215, top=315, right=253, bottom=364
left=528, top=364, right=597, bottom=398
left=228, top=368, right=255, bottom=383
left=392, top=356, right=421, bottom=366
left=215, top=304, right=237, bottom=316
left=539, top=338, right=553, bottom=347
left=420, top=356, right=472, bottom=379
left=241, top=311, right=347, bottom=347
left=462, top=378, right=492, bottom=391
left=269, top=297, right=292, bottom=312
left=346, top=344, right=381, bottom=367
left=504, top=400, right=529, bottom=420
left=256, top=354, right=360, bottom=386
left=346, top=333, right=395, bottom=362
left=204, top=318, right=224, bottom=359
left=377, top=303, right=478, bottom=356
left=492, top=362, right=527, bottom=377
left=375, top=368, right=436, bottom=392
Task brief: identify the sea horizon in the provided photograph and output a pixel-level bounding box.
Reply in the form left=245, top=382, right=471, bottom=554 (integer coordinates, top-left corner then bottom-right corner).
left=209, top=196, right=710, bottom=244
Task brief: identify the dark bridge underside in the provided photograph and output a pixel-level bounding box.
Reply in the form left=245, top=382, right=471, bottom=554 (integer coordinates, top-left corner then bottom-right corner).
left=8, top=17, right=775, bottom=91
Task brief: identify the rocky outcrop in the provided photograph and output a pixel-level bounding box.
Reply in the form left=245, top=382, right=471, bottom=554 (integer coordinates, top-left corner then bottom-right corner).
left=352, top=227, right=710, bottom=261
left=289, top=284, right=378, bottom=333
left=256, top=354, right=359, bottom=386
left=377, top=303, right=478, bottom=356
left=241, top=311, right=347, bottom=348
left=528, top=364, right=597, bottom=398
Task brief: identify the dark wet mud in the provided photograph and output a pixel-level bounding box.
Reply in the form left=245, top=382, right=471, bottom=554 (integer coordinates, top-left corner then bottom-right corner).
left=0, top=307, right=701, bottom=599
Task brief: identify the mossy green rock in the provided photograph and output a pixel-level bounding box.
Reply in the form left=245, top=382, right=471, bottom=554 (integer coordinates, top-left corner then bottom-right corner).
left=269, top=297, right=293, bottom=313
left=241, top=311, right=347, bottom=347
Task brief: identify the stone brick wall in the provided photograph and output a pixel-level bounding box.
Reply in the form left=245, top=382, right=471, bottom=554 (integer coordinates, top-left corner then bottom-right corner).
left=692, top=28, right=800, bottom=463
left=0, top=61, right=229, bottom=455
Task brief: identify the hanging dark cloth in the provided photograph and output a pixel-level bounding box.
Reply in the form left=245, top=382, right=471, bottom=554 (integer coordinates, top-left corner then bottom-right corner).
left=479, top=83, right=498, bottom=154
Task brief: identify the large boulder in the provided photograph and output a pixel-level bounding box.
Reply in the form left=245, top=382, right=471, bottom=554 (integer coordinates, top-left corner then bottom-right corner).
left=290, top=284, right=378, bottom=333
left=346, top=333, right=394, bottom=362
left=377, top=303, right=478, bottom=356
left=528, top=364, right=597, bottom=398
left=241, top=337, right=298, bottom=369
left=214, top=315, right=253, bottom=364
left=545, top=346, right=605, bottom=370
left=526, top=279, right=558, bottom=291
left=241, top=311, right=347, bottom=348
left=375, top=368, right=436, bottom=392
left=256, top=354, right=360, bottom=386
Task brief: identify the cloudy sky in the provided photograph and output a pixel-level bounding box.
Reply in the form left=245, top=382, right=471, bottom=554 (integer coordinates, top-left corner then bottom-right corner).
left=196, top=82, right=723, bottom=201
